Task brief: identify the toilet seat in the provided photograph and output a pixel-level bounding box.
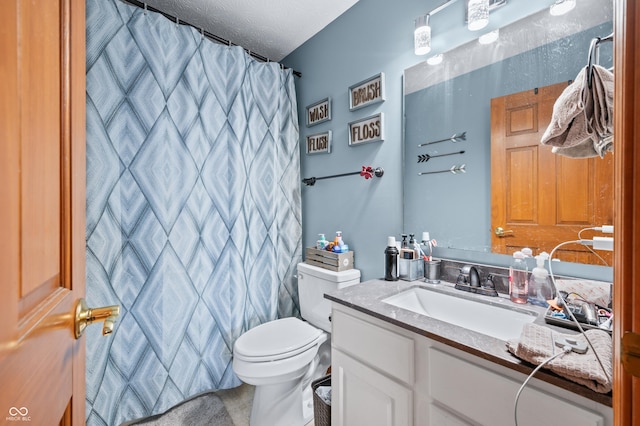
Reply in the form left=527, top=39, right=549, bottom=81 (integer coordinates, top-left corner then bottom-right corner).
left=234, top=317, right=323, bottom=363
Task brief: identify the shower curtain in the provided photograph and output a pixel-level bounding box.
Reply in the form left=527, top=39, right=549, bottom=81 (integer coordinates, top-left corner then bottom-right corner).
left=85, top=0, right=301, bottom=424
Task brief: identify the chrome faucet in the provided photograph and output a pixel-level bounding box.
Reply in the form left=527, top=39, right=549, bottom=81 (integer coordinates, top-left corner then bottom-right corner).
left=455, top=265, right=498, bottom=297
left=468, top=266, right=481, bottom=287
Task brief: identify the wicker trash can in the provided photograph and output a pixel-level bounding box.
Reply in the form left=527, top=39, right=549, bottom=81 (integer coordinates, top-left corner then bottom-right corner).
left=311, top=374, right=331, bottom=426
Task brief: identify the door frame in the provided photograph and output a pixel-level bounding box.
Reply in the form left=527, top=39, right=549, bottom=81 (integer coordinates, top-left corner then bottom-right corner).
left=67, top=0, right=87, bottom=423
left=613, top=0, right=639, bottom=424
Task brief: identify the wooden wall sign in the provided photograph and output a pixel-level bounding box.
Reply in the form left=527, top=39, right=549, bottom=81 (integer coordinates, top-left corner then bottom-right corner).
left=348, top=113, right=384, bottom=146
left=349, top=73, right=385, bottom=111
left=306, top=130, right=332, bottom=154
left=306, top=97, right=331, bottom=127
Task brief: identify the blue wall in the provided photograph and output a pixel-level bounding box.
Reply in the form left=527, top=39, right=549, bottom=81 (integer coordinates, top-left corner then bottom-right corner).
left=283, top=0, right=564, bottom=280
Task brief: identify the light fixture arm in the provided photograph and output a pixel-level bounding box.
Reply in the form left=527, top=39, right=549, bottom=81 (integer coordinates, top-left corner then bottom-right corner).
left=428, top=0, right=460, bottom=17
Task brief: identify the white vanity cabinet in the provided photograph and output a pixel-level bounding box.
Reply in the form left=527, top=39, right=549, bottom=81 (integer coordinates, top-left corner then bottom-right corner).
left=330, top=303, right=613, bottom=426
left=331, top=304, right=415, bottom=425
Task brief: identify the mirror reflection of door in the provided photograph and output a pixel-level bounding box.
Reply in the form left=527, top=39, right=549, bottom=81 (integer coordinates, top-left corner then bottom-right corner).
left=490, top=81, right=614, bottom=265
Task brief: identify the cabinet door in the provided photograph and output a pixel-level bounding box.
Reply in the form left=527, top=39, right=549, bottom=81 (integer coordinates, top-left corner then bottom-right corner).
left=332, top=349, right=413, bottom=426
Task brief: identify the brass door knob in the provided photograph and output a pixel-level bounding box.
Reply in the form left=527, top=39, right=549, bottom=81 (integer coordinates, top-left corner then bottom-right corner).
left=494, top=227, right=514, bottom=237
left=74, top=298, right=120, bottom=339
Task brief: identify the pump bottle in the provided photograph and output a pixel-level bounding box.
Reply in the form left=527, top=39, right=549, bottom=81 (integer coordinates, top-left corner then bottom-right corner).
left=509, top=251, right=528, bottom=304
left=528, top=253, right=555, bottom=306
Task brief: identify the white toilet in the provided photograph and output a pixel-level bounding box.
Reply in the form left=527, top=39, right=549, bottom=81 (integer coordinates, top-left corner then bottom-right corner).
left=232, top=262, right=361, bottom=426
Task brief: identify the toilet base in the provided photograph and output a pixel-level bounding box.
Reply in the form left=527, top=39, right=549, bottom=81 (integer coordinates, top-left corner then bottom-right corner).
left=248, top=341, right=330, bottom=426
left=250, top=379, right=310, bottom=426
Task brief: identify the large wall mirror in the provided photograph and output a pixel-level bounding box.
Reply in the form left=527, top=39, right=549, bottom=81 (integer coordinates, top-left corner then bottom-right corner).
left=403, top=0, right=613, bottom=270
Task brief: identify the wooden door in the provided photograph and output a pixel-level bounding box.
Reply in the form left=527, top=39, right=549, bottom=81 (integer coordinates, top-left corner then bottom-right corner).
left=0, top=0, right=87, bottom=424
left=613, top=0, right=640, bottom=423
left=490, top=82, right=614, bottom=264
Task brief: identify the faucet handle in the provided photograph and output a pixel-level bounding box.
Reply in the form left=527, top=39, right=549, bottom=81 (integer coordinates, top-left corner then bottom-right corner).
left=456, top=266, right=470, bottom=285
left=484, top=274, right=496, bottom=289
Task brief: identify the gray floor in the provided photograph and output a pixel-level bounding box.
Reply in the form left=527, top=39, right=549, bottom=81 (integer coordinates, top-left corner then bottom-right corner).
left=217, top=384, right=315, bottom=426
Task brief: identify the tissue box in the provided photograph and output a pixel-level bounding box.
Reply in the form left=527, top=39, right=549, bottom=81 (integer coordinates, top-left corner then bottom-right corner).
left=305, top=247, right=354, bottom=272
left=399, top=258, right=424, bottom=281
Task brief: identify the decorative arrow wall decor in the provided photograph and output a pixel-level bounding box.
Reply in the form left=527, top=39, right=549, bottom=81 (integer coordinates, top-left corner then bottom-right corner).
left=418, top=131, right=466, bottom=147
left=417, top=150, right=465, bottom=163
left=418, top=164, right=466, bottom=176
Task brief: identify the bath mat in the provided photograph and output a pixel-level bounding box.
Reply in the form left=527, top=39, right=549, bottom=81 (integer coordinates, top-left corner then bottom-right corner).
left=121, top=391, right=235, bottom=426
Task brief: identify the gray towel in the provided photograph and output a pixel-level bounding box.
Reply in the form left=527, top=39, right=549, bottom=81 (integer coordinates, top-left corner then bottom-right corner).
left=507, top=323, right=612, bottom=393
left=541, top=65, right=614, bottom=158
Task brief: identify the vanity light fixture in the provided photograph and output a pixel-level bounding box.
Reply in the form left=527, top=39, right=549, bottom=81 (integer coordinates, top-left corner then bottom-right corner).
left=478, top=29, right=499, bottom=44
left=467, top=0, right=490, bottom=31
left=549, top=0, right=576, bottom=16
left=427, top=54, right=444, bottom=65
left=414, top=14, right=431, bottom=55
left=414, top=0, right=505, bottom=56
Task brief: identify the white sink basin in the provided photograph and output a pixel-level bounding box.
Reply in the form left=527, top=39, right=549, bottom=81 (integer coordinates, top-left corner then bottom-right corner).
left=382, top=286, right=538, bottom=341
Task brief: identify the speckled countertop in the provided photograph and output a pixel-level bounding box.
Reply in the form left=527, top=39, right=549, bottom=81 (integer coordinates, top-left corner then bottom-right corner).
left=324, top=278, right=612, bottom=407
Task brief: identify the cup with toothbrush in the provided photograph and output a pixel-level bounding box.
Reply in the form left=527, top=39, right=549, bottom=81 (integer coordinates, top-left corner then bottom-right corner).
left=421, top=232, right=440, bottom=283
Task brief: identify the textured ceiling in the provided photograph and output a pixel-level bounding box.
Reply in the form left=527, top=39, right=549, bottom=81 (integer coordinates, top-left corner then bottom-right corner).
left=139, top=0, right=360, bottom=62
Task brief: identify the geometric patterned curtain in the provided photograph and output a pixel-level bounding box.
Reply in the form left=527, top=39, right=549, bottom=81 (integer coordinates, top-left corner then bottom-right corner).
left=85, top=0, right=301, bottom=424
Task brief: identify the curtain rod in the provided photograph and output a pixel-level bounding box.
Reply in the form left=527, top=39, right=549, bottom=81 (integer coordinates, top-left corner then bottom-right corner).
left=122, top=0, right=302, bottom=78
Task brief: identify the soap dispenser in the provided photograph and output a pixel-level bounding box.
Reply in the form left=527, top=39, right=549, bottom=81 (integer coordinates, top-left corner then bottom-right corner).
left=509, top=251, right=528, bottom=304
left=528, top=252, right=555, bottom=307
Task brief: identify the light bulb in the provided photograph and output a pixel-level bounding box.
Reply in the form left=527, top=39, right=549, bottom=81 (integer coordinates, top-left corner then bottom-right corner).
left=550, top=0, right=576, bottom=16
left=414, top=15, right=431, bottom=56
left=427, top=54, right=443, bottom=65
left=468, top=0, right=489, bottom=31
left=478, top=29, right=499, bottom=44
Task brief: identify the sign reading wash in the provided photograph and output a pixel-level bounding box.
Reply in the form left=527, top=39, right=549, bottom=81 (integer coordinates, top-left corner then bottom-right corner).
left=349, top=113, right=384, bottom=146
left=349, top=73, right=385, bottom=111
left=306, top=97, right=331, bottom=127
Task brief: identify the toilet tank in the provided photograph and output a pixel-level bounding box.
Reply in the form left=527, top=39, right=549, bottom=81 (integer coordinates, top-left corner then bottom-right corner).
left=297, top=262, right=360, bottom=333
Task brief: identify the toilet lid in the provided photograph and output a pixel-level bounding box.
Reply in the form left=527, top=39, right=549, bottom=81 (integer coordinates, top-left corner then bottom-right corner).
left=234, top=317, right=323, bottom=362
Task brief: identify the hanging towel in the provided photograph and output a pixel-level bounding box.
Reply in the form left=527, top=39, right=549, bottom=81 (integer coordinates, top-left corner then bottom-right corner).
left=507, top=323, right=612, bottom=393
left=541, top=64, right=614, bottom=158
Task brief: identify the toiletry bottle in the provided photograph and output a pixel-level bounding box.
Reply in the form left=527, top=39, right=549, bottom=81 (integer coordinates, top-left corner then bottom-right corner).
left=316, top=233, right=327, bottom=250
left=334, top=231, right=343, bottom=247
left=384, top=237, right=399, bottom=281
left=528, top=253, right=555, bottom=307
left=521, top=247, right=533, bottom=258
left=409, top=234, right=420, bottom=258
left=399, top=234, right=415, bottom=259
left=333, top=231, right=348, bottom=253
left=509, top=251, right=528, bottom=304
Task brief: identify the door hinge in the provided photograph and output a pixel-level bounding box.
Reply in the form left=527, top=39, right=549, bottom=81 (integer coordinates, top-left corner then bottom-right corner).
left=622, top=332, right=640, bottom=377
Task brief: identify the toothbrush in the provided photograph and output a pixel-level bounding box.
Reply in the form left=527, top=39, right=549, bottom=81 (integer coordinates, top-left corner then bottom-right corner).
left=426, top=239, right=437, bottom=261
left=413, top=242, right=428, bottom=261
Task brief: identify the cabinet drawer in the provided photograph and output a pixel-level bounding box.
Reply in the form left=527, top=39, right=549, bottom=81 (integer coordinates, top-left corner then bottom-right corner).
left=332, top=308, right=414, bottom=385
left=428, top=348, right=605, bottom=426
